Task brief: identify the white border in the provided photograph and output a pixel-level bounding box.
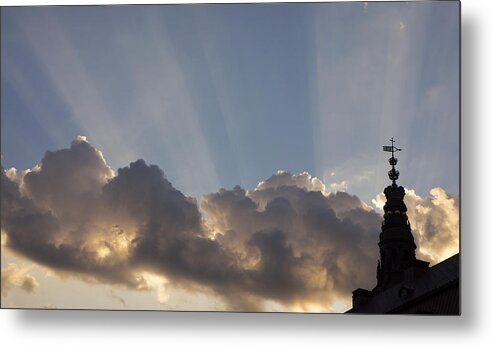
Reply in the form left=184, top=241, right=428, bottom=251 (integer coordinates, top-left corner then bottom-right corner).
left=1, top=0, right=491, bottom=345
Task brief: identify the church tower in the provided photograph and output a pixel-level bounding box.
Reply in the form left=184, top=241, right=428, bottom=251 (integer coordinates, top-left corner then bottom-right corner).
left=374, top=138, right=421, bottom=291
left=347, top=138, right=459, bottom=314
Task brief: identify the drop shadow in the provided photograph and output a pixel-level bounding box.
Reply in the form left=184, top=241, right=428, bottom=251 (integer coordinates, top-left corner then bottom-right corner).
left=459, top=7, right=479, bottom=330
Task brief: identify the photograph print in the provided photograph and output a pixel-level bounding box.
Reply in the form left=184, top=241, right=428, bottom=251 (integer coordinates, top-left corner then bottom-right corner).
left=1, top=1, right=460, bottom=314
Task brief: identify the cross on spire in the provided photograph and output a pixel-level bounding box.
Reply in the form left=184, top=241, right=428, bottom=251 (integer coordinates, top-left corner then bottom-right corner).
left=383, top=138, right=402, bottom=186
left=383, top=137, right=402, bottom=157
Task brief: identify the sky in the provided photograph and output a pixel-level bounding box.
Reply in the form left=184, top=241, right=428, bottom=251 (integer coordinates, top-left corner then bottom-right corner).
left=1, top=2, right=459, bottom=312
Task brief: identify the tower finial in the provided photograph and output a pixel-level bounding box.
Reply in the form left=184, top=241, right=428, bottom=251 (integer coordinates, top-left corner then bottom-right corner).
left=383, top=138, right=402, bottom=186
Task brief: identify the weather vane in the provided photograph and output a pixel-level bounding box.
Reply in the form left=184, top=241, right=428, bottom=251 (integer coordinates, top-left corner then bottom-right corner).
left=383, top=137, right=402, bottom=186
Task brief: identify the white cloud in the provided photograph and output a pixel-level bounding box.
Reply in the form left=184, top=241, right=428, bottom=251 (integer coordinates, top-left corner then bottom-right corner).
left=373, top=187, right=459, bottom=264
left=254, top=170, right=327, bottom=194
left=329, top=180, right=348, bottom=192
left=405, top=187, right=459, bottom=264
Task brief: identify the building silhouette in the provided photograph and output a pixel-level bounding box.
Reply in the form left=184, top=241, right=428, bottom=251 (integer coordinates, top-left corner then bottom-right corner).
left=347, top=139, right=459, bottom=314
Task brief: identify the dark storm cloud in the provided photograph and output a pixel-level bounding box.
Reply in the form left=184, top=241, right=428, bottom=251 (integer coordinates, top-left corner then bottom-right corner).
left=201, top=180, right=382, bottom=309
left=1, top=143, right=147, bottom=290
left=2, top=141, right=239, bottom=296
left=100, top=159, right=202, bottom=236
left=1, top=138, right=458, bottom=311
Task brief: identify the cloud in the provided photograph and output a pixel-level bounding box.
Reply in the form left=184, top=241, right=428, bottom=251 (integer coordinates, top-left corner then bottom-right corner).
left=22, top=136, right=114, bottom=225
left=1, top=142, right=146, bottom=290
left=255, top=170, right=327, bottom=194
left=133, top=273, right=172, bottom=306
left=1, top=138, right=458, bottom=311
left=405, top=188, right=459, bottom=264
left=1, top=138, right=228, bottom=298
left=1, top=263, right=39, bottom=297
left=201, top=174, right=382, bottom=310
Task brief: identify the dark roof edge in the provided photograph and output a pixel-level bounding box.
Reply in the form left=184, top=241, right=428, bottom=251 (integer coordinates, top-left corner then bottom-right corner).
left=388, top=278, right=459, bottom=314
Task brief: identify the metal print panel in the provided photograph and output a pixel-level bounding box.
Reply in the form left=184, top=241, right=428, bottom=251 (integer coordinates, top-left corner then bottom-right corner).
left=0, top=1, right=460, bottom=314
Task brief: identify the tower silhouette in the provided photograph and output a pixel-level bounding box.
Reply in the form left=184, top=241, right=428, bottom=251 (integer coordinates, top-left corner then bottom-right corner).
left=375, top=138, right=428, bottom=291
left=347, top=138, right=459, bottom=314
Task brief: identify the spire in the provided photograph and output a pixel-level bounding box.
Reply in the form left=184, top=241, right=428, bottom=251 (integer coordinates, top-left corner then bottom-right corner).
left=383, top=137, right=402, bottom=187
left=374, top=138, right=418, bottom=291
left=349, top=139, right=432, bottom=311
